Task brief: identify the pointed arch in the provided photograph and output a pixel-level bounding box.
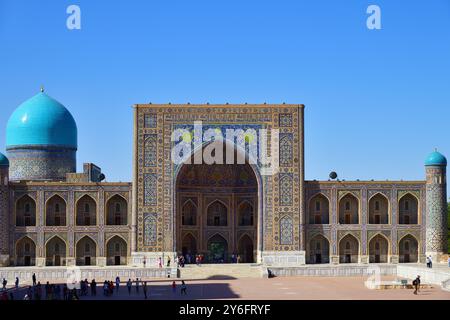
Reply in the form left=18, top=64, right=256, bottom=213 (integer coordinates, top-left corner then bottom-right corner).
left=106, top=194, right=128, bottom=225
left=76, top=194, right=97, bottom=226
left=307, top=234, right=330, bottom=264
left=338, top=193, right=359, bottom=224
left=237, top=200, right=254, bottom=226
left=398, top=193, right=419, bottom=225
left=181, top=198, right=197, bottom=226
left=76, top=236, right=97, bottom=266
left=368, top=193, right=390, bottom=225
left=207, top=233, right=228, bottom=263
left=181, top=233, right=197, bottom=258
left=308, top=193, right=330, bottom=224
left=368, top=233, right=389, bottom=263
left=45, top=236, right=67, bottom=266
left=15, top=236, right=36, bottom=266
left=106, top=235, right=127, bottom=266
left=15, top=195, right=36, bottom=227
left=206, top=200, right=228, bottom=226
left=237, top=233, right=254, bottom=263
left=398, top=234, right=419, bottom=263
left=45, top=194, right=67, bottom=226
left=339, top=234, right=359, bottom=263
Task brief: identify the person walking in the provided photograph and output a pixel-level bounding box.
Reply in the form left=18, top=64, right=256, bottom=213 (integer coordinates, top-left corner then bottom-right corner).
left=115, top=276, right=121, bottom=293
left=143, top=281, right=148, bottom=299
left=32, top=273, right=36, bottom=286
left=172, top=281, right=176, bottom=295
left=15, top=277, right=19, bottom=290
left=135, top=278, right=140, bottom=293
left=2, top=278, right=7, bottom=291
left=127, top=279, right=132, bottom=295
left=180, top=280, right=187, bottom=295
left=413, top=275, right=421, bottom=295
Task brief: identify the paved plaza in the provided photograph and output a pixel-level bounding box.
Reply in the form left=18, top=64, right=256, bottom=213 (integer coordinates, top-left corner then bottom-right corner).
left=3, top=276, right=450, bottom=300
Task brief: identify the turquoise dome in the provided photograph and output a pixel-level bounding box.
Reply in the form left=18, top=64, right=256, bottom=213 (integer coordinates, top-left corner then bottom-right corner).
left=0, top=152, right=8, bottom=167
left=425, top=150, right=447, bottom=166
left=6, top=91, right=77, bottom=149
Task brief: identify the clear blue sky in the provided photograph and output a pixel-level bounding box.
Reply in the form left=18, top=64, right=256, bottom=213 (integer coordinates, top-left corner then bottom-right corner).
left=0, top=0, right=449, bottom=196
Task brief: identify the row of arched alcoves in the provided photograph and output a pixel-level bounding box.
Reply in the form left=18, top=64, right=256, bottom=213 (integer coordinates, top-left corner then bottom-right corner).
left=308, top=192, right=420, bottom=225
left=307, top=233, right=419, bottom=264
left=14, top=235, right=128, bottom=267
left=15, top=194, right=128, bottom=227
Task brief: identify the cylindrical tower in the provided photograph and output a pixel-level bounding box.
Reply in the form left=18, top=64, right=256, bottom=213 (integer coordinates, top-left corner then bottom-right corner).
left=6, top=89, right=77, bottom=181
left=425, top=150, right=448, bottom=262
left=0, top=152, right=10, bottom=266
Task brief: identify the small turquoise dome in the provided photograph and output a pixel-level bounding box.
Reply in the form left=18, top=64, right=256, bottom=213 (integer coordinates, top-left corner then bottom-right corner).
left=0, top=152, right=8, bottom=167
left=425, top=150, right=447, bottom=166
left=6, top=90, right=77, bottom=149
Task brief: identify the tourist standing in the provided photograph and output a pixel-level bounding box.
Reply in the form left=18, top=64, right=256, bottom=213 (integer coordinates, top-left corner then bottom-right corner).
left=167, top=256, right=171, bottom=267
left=63, top=284, right=68, bottom=300
left=158, top=257, right=162, bottom=268
left=143, top=281, right=148, bottom=299
left=429, top=256, right=433, bottom=268
left=15, top=277, right=19, bottom=290
left=426, top=256, right=431, bottom=268
left=91, top=279, right=97, bottom=296
left=413, top=275, right=421, bottom=295
left=127, top=279, right=132, bottom=295
left=180, top=280, right=187, bottom=295
left=143, top=258, right=146, bottom=268
left=115, top=276, right=121, bottom=292
left=172, top=281, right=176, bottom=295
left=135, top=278, right=140, bottom=293
left=32, top=273, right=36, bottom=286
left=2, top=278, right=7, bottom=290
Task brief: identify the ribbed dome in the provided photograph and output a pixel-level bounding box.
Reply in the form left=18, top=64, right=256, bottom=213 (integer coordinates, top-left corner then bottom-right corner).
left=6, top=90, right=77, bottom=149
left=0, top=152, right=8, bottom=167
left=425, top=150, right=447, bottom=166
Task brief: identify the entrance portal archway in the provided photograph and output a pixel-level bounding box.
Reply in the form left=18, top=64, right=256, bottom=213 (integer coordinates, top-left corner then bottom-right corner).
left=175, top=141, right=260, bottom=263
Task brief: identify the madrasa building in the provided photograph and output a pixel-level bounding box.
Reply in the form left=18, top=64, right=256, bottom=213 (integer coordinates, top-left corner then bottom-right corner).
left=0, top=90, right=447, bottom=268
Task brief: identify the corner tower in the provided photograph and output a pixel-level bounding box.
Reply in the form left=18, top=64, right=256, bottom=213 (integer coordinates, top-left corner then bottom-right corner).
left=6, top=89, right=77, bottom=181
left=0, top=152, right=10, bottom=266
left=425, top=150, right=448, bottom=262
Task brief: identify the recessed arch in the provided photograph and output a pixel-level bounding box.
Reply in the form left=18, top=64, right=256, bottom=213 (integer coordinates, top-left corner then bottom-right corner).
left=45, top=236, right=67, bottom=266
left=76, top=194, right=97, bottom=226
left=237, top=233, right=254, bottom=263
left=398, top=193, right=419, bottom=225
left=76, top=236, right=97, bottom=266
left=368, top=193, right=390, bottom=225
left=339, top=234, right=360, bottom=263
left=338, top=193, right=360, bottom=224
left=181, top=198, right=197, bottom=226
left=368, top=233, right=390, bottom=263
left=15, top=236, right=36, bottom=266
left=237, top=200, right=254, bottom=226
left=307, top=234, right=330, bottom=264
left=308, top=193, right=330, bottom=224
left=206, top=199, right=228, bottom=226
left=106, top=235, right=127, bottom=265
left=207, top=233, right=228, bottom=263
left=106, top=194, right=128, bottom=225
left=15, top=195, right=36, bottom=227
left=181, top=233, right=197, bottom=258
left=398, top=234, right=419, bottom=263
left=45, top=194, right=67, bottom=226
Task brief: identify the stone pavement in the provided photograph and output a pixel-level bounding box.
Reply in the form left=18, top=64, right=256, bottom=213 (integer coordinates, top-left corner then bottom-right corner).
left=4, top=276, right=450, bottom=300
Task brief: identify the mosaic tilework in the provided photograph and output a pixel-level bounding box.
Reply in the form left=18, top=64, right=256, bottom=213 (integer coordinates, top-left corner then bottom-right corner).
left=144, top=174, right=157, bottom=206
left=279, top=133, right=293, bottom=167
left=279, top=173, right=293, bottom=206
left=279, top=114, right=292, bottom=127
left=144, top=114, right=157, bottom=128
left=144, top=213, right=157, bottom=246
left=144, top=135, right=157, bottom=167
left=280, top=216, right=293, bottom=245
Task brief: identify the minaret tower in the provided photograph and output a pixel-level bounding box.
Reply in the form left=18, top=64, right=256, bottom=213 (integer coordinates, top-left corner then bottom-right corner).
left=0, top=152, right=10, bottom=266
left=425, top=149, right=448, bottom=262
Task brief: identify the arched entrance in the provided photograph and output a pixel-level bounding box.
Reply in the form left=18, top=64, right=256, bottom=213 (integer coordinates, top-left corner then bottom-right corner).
left=106, top=236, right=127, bottom=265
left=46, top=236, right=67, bottom=266
left=368, top=234, right=389, bottom=263
left=176, top=141, right=259, bottom=263
left=207, top=234, right=228, bottom=263
left=237, top=234, right=254, bottom=263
